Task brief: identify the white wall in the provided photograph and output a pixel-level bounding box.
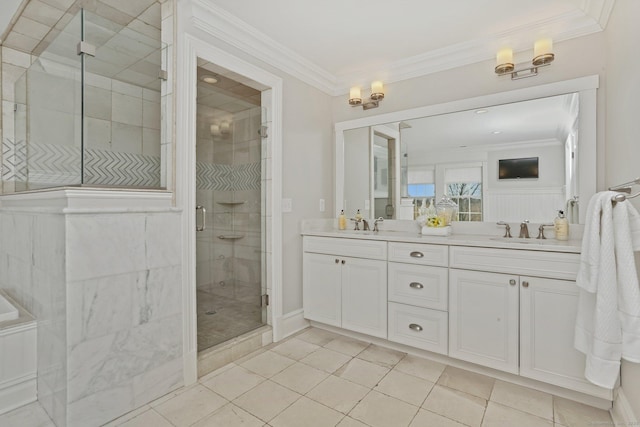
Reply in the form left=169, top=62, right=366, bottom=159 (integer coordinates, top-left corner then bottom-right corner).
left=604, top=0, right=640, bottom=419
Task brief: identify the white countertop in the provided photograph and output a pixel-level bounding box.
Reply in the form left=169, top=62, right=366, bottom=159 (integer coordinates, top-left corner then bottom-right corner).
left=301, top=219, right=582, bottom=253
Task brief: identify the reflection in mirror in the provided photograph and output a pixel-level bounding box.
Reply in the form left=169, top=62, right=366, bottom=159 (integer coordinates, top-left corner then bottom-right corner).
left=343, top=93, right=581, bottom=224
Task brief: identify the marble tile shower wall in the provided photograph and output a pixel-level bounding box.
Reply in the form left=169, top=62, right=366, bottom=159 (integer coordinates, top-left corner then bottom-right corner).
left=0, top=207, right=183, bottom=427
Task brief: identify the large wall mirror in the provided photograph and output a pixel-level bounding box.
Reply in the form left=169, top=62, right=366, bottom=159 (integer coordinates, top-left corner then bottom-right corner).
left=336, top=76, right=598, bottom=224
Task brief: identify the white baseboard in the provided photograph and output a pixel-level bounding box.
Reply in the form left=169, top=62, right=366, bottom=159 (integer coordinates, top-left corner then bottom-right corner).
left=611, top=387, right=638, bottom=426
left=275, top=309, right=309, bottom=341
left=0, top=375, right=36, bottom=415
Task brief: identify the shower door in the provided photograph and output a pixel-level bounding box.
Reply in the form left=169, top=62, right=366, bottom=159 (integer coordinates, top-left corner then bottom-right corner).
left=195, top=68, right=266, bottom=352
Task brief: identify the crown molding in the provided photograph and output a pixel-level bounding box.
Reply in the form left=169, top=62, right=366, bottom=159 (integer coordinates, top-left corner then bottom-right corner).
left=190, top=0, right=337, bottom=95
left=187, top=0, right=613, bottom=97
left=334, top=8, right=610, bottom=93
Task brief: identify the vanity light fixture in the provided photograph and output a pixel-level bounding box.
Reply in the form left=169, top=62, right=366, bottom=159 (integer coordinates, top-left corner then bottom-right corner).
left=210, top=124, right=220, bottom=136
left=495, top=38, right=555, bottom=80
left=349, top=81, right=385, bottom=110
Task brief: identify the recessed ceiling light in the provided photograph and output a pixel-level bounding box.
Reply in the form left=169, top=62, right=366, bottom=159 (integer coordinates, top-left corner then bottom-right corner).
left=475, top=109, right=488, bottom=114
left=492, top=130, right=502, bottom=134
left=201, top=75, right=218, bottom=84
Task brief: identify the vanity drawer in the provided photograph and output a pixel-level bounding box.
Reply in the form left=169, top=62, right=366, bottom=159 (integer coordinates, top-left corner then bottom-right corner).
left=449, top=246, right=580, bottom=280
left=388, top=302, right=448, bottom=355
left=388, top=263, right=448, bottom=310
left=388, top=242, right=448, bottom=267
left=303, top=236, right=387, bottom=260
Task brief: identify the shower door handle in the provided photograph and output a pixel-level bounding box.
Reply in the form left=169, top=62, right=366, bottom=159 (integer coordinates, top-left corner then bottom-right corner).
left=196, top=205, right=206, bottom=232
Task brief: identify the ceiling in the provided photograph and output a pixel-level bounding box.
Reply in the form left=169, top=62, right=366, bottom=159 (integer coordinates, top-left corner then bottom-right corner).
left=200, top=0, right=614, bottom=94
left=399, top=93, right=578, bottom=158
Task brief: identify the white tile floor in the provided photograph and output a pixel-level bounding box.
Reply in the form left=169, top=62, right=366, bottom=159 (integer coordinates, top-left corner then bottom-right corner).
left=0, top=327, right=614, bottom=427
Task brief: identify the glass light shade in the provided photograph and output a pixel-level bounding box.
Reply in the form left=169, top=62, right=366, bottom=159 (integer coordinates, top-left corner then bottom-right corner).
left=349, top=86, right=362, bottom=105
left=495, top=48, right=514, bottom=74
left=210, top=124, right=220, bottom=136
left=533, top=38, right=554, bottom=66
left=534, top=39, right=552, bottom=58
left=220, top=121, right=231, bottom=134
left=370, top=81, right=384, bottom=100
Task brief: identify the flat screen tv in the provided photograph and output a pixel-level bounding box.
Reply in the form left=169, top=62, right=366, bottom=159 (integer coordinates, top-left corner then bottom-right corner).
left=498, top=157, right=539, bottom=180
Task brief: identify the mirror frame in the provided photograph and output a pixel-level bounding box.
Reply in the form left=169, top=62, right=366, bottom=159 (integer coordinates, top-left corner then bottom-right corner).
left=335, top=75, right=599, bottom=223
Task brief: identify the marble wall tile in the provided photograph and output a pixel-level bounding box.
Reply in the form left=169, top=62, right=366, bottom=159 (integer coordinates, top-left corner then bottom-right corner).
left=144, top=212, right=181, bottom=269
left=142, top=128, right=161, bottom=156
left=143, top=100, right=160, bottom=130
left=85, top=117, right=112, bottom=151
left=67, top=271, right=140, bottom=347
left=66, top=213, right=147, bottom=282
left=67, top=313, right=182, bottom=404
left=30, top=107, right=79, bottom=147
left=111, top=122, right=142, bottom=154
left=112, top=92, right=143, bottom=126
left=133, top=265, right=182, bottom=325
left=85, top=85, right=112, bottom=121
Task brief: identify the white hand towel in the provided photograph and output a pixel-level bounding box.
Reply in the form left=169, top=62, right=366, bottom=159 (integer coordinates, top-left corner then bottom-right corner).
left=614, top=202, right=640, bottom=363
left=574, top=191, right=640, bottom=388
left=575, top=192, right=621, bottom=388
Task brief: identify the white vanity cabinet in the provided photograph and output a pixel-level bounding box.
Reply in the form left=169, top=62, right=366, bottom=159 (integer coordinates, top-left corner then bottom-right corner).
left=303, top=236, right=388, bottom=338
left=387, top=242, right=449, bottom=354
left=449, top=269, right=519, bottom=373
left=448, top=246, right=608, bottom=398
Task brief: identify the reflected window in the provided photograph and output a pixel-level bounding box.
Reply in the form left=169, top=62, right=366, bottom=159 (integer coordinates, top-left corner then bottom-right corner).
left=445, top=166, right=483, bottom=222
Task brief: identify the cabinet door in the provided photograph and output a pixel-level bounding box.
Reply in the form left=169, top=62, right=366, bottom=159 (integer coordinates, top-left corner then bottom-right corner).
left=520, top=276, right=609, bottom=397
left=342, top=257, right=388, bottom=338
left=449, top=269, right=519, bottom=374
left=303, top=253, right=342, bottom=327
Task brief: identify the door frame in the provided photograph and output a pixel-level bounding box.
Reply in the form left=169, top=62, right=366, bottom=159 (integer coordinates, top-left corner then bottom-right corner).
left=176, top=33, right=283, bottom=385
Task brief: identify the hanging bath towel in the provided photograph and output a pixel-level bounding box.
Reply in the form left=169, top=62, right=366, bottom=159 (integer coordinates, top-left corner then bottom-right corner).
left=574, top=191, right=640, bottom=388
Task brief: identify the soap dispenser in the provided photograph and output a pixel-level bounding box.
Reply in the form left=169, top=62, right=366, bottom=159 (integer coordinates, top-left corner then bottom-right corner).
left=355, top=209, right=363, bottom=221
left=554, top=210, right=569, bottom=241
left=338, top=210, right=347, bottom=230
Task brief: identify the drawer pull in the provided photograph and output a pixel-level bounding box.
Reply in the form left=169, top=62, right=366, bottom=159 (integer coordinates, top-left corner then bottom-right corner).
left=409, top=282, right=424, bottom=289
left=522, top=281, right=529, bottom=288
left=335, top=259, right=339, bottom=264
left=509, top=279, right=516, bottom=286
left=409, top=323, right=423, bottom=332
left=410, top=251, right=424, bottom=258
left=341, top=260, right=346, bottom=265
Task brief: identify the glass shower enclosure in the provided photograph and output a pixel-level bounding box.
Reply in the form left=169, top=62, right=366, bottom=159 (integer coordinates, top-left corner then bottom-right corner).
left=195, top=62, right=267, bottom=352
left=11, top=8, right=166, bottom=191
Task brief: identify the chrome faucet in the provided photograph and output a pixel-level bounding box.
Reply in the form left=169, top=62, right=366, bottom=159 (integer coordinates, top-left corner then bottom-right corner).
left=519, top=220, right=530, bottom=238
left=373, top=217, right=384, bottom=232
left=350, top=218, right=361, bottom=230
left=362, top=219, right=370, bottom=231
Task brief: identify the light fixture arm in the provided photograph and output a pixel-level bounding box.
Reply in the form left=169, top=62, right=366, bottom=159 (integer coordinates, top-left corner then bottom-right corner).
left=497, top=59, right=553, bottom=80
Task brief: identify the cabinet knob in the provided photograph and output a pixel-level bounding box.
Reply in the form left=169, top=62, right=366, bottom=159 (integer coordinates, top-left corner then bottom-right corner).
left=509, top=279, right=516, bottom=286
left=409, top=282, right=424, bottom=289
left=335, top=259, right=339, bottom=264
left=409, top=323, right=423, bottom=332
left=410, top=251, right=424, bottom=258
left=341, top=260, right=346, bottom=265
left=522, top=281, right=529, bottom=288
